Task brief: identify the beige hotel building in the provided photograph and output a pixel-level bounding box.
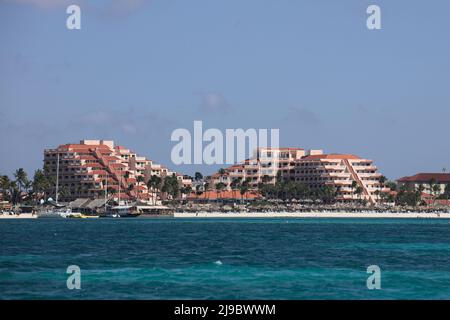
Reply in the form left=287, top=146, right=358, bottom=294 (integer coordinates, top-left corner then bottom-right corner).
left=210, top=148, right=386, bottom=204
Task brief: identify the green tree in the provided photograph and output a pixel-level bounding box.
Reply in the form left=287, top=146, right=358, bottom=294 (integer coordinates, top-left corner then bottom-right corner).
left=195, top=184, right=203, bottom=196
left=161, top=174, right=180, bottom=200
left=239, top=183, right=249, bottom=204
left=9, top=180, right=20, bottom=205
left=0, top=175, right=11, bottom=201
left=230, top=178, right=241, bottom=191
left=136, top=175, right=145, bottom=184
left=261, top=175, right=272, bottom=184
left=320, top=185, right=337, bottom=204
left=147, top=175, right=162, bottom=205
left=59, top=186, right=70, bottom=201
left=445, top=184, right=450, bottom=200
left=14, top=168, right=28, bottom=191
left=395, top=190, right=420, bottom=207
left=215, top=182, right=227, bottom=203
left=194, top=172, right=203, bottom=181
left=385, top=181, right=398, bottom=191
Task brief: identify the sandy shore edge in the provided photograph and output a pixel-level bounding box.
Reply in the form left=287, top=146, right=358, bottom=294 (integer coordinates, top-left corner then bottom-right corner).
left=174, top=212, right=450, bottom=219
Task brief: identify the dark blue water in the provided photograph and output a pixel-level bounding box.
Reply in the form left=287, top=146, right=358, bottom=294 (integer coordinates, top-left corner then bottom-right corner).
left=1, top=218, right=449, bottom=299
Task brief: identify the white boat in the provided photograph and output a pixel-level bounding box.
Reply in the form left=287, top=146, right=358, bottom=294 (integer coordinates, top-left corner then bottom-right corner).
left=36, top=207, right=72, bottom=218
left=36, top=154, right=74, bottom=218
left=103, top=205, right=139, bottom=218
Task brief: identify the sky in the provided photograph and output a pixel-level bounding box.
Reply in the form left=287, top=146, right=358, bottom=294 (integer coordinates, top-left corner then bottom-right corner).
left=0, top=0, right=449, bottom=180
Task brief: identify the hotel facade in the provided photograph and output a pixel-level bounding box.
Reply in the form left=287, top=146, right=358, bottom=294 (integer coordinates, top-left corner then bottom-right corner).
left=209, top=148, right=386, bottom=204
left=397, top=173, right=450, bottom=195
left=43, top=140, right=191, bottom=202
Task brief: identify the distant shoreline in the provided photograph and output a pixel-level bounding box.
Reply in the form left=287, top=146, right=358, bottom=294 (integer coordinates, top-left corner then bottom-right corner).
left=2, top=212, right=450, bottom=219
left=174, top=212, right=450, bottom=219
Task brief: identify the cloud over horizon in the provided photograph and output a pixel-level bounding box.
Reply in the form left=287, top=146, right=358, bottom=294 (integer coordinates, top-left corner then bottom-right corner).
left=198, top=92, right=232, bottom=115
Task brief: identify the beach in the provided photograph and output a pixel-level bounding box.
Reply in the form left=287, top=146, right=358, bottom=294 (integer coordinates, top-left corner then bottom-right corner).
left=1, top=211, right=450, bottom=219
left=0, top=213, right=36, bottom=219
left=174, top=211, right=450, bottom=219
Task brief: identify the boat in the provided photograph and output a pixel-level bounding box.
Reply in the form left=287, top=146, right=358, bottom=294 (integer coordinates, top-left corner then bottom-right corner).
left=36, top=207, right=72, bottom=218
left=36, top=154, right=72, bottom=218
left=103, top=205, right=140, bottom=218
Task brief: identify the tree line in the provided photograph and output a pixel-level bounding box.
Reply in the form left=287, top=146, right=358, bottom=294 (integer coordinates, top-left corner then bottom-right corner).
left=0, top=168, right=54, bottom=205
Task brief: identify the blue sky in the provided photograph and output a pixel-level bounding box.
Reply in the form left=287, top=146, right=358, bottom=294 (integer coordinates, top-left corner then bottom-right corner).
left=1, top=0, right=449, bottom=180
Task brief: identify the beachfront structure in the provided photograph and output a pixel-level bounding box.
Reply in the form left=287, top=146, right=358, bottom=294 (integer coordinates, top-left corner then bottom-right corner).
left=397, top=173, right=450, bottom=196
left=292, top=154, right=385, bottom=204
left=43, top=140, right=191, bottom=202
left=210, top=148, right=386, bottom=204
left=187, top=190, right=262, bottom=203
left=209, top=147, right=323, bottom=189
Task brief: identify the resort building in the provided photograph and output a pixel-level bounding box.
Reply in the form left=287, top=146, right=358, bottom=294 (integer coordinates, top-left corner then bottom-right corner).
left=209, top=147, right=323, bottom=189
left=209, top=148, right=386, bottom=204
left=397, top=173, right=450, bottom=196
left=43, top=140, right=191, bottom=202
left=292, top=154, right=385, bottom=204
left=187, top=190, right=262, bottom=203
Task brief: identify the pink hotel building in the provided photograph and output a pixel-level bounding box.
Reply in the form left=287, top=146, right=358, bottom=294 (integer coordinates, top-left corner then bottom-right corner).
left=210, top=147, right=386, bottom=204
left=44, top=140, right=192, bottom=202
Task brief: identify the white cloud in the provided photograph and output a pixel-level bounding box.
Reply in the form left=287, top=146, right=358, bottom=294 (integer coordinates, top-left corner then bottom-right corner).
left=199, top=92, right=232, bottom=114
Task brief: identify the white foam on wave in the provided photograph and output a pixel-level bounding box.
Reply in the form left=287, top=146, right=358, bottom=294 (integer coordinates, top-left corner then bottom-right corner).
left=214, top=260, right=223, bottom=265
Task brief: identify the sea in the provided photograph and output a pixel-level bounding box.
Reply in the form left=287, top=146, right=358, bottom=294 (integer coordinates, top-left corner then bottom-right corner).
left=0, top=218, right=449, bottom=299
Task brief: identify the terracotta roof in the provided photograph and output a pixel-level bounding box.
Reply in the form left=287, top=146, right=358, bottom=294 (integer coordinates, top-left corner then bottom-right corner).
left=423, top=199, right=450, bottom=206
left=258, top=147, right=304, bottom=151
left=61, top=144, right=111, bottom=150
left=302, top=154, right=360, bottom=160
left=398, top=173, right=450, bottom=183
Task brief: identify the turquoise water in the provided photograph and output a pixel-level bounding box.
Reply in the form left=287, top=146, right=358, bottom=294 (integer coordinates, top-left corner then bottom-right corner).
left=0, top=218, right=449, bottom=299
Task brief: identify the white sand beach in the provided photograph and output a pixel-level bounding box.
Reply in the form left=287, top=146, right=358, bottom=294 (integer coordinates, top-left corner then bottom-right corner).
left=0, top=213, right=37, bottom=219
left=174, top=212, right=450, bottom=219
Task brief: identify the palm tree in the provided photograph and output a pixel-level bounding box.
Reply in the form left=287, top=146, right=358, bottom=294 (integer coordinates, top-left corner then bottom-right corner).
left=195, top=184, right=203, bottom=196
left=321, top=185, right=337, bottom=204
left=59, top=186, right=70, bottom=201
left=432, top=184, right=441, bottom=206
left=9, top=180, right=20, bottom=205
left=215, top=182, right=226, bottom=203
left=136, top=175, right=145, bottom=185
left=147, top=175, right=162, bottom=205
left=377, top=175, right=387, bottom=204
left=261, top=175, right=272, bottom=184
left=239, top=183, right=249, bottom=204
left=445, top=184, right=450, bottom=201
left=355, top=186, right=363, bottom=203
left=416, top=183, right=425, bottom=194
left=351, top=181, right=358, bottom=203
left=194, top=172, right=203, bottom=181
left=181, top=186, right=192, bottom=199
left=230, top=178, right=241, bottom=191
left=14, top=168, right=28, bottom=198
left=0, top=175, right=11, bottom=201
